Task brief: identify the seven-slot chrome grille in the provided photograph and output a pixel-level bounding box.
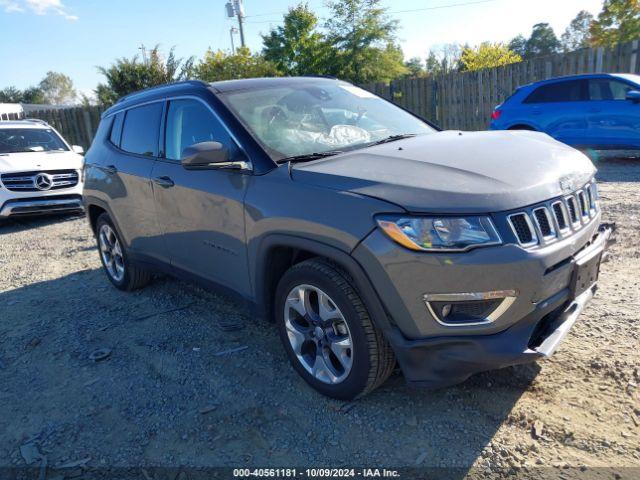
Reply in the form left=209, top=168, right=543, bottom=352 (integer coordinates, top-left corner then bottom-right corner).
left=0, top=170, right=79, bottom=192
left=508, top=182, right=599, bottom=248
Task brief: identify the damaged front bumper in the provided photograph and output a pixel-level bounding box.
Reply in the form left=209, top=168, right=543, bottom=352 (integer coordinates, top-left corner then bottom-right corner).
left=386, top=223, right=616, bottom=388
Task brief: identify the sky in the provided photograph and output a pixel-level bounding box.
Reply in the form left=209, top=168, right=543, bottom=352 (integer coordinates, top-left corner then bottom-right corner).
left=0, top=0, right=605, bottom=97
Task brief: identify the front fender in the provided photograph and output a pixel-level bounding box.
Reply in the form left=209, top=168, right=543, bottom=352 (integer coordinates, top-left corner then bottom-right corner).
left=250, top=233, right=395, bottom=335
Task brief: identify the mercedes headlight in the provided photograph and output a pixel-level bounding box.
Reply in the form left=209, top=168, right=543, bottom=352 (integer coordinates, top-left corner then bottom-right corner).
left=376, top=215, right=501, bottom=252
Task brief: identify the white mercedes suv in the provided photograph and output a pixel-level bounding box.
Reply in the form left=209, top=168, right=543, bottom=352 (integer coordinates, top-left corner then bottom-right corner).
left=0, top=119, right=85, bottom=219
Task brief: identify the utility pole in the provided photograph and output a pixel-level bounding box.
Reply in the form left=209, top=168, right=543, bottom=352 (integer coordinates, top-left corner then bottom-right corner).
left=138, top=44, right=147, bottom=65
left=226, top=1, right=245, bottom=48
left=235, top=0, right=246, bottom=48
left=229, top=26, right=238, bottom=54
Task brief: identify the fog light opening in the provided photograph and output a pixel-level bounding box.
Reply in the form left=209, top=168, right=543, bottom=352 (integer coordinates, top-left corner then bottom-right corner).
left=423, top=290, right=517, bottom=327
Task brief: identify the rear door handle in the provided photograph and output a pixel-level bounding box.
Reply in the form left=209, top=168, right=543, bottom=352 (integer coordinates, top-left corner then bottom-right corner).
left=103, top=164, right=117, bottom=174
left=153, top=176, right=175, bottom=188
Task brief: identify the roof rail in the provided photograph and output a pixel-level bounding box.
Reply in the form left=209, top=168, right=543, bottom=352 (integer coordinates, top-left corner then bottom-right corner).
left=300, top=74, right=338, bottom=80
left=116, top=80, right=209, bottom=104
left=23, top=118, right=49, bottom=126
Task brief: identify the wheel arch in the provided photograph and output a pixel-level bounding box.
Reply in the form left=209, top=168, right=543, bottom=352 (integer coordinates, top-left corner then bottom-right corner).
left=252, top=234, right=393, bottom=335
left=507, top=123, right=538, bottom=131
left=87, top=203, right=107, bottom=233
left=83, top=197, right=125, bottom=243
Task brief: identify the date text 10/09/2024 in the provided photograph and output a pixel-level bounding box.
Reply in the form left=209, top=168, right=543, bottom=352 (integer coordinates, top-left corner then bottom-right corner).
left=233, top=469, right=401, bottom=478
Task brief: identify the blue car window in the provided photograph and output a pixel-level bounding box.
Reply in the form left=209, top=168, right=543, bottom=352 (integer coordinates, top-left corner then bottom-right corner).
left=588, top=79, right=634, bottom=101
left=524, top=80, right=586, bottom=103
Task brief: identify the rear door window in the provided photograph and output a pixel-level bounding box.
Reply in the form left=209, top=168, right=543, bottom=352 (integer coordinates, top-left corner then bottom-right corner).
left=524, top=80, right=587, bottom=103
left=588, top=78, right=634, bottom=100
left=120, top=102, right=163, bottom=157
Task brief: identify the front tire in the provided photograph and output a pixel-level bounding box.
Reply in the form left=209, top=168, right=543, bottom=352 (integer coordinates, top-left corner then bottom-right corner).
left=275, top=259, right=395, bottom=400
left=95, top=213, right=151, bottom=291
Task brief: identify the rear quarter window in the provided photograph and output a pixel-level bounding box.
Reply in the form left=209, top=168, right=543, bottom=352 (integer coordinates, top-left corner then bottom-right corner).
left=524, top=80, right=586, bottom=103
left=120, top=103, right=163, bottom=157
left=109, top=112, right=124, bottom=147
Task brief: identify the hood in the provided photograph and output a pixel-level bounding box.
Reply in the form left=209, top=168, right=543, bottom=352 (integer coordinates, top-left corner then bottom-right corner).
left=0, top=151, right=84, bottom=173
left=291, top=130, right=596, bottom=214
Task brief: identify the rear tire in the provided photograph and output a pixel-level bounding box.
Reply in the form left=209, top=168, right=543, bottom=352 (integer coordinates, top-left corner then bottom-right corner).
left=95, top=213, right=151, bottom=291
left=275, top=258, right=395, bottom=400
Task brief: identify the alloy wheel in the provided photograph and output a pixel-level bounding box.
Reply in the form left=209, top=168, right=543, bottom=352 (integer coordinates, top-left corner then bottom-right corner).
left=284, top=284, right=353, bottom=384
left=98, top=224, right=125, bottom=282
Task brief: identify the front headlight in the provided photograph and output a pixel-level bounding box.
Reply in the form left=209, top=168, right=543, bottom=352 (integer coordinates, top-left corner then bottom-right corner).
left=376, top=215, right=502, bottom=252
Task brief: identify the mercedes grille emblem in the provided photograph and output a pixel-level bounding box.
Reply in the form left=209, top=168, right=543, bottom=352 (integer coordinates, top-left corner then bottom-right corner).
left=34, top=173, right=53, bottom=191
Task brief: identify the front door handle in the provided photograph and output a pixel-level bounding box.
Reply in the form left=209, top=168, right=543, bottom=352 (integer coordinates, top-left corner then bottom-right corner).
left=103, top=164, right=117, bottom=174
left=153, top=176, right=175, bottom=188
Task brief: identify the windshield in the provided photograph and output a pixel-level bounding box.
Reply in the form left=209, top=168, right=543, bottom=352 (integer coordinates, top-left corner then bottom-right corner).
left=220, top=81, right=435, bottom=161
left=0, top=128, right=69, bottom=154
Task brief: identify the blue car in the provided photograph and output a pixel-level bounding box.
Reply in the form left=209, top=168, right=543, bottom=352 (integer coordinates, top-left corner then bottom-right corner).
left=489, top=73, right=640, bottom=151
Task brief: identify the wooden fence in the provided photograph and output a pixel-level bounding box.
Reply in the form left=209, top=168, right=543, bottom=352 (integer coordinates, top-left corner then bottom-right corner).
left=365, top=39, right=640, bottom=131
left=20, top=39, right=640, bottom=146
left=25, top=106, right=104, bottom=150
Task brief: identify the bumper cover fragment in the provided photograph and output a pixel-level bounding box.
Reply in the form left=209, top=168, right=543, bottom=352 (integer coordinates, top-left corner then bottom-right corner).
left=387, top=223, right=615, bottom=389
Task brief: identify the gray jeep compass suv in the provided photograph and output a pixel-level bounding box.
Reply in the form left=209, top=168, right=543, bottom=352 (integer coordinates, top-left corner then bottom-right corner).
left=83, top=77, right=614, bottom=400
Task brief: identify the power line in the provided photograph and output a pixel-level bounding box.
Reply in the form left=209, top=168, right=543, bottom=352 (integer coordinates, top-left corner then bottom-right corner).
left=244, top=0, right=499, bottom=22
left=244, top=1, right=324, bottom=18
left=390, top=0, right=498, bottom=14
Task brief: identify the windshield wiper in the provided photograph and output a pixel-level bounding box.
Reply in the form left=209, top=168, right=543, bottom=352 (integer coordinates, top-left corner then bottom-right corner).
left=278, top=150, right=344, bottom=164
left=368, top=133, right=418, bottom=146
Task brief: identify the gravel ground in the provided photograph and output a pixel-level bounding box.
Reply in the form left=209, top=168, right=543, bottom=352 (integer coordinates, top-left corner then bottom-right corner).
left=0, top=159, right=639, bottom=478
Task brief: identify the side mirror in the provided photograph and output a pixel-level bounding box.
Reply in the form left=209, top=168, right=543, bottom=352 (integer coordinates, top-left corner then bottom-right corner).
left=181, top=141, right=229, bottom=169
left=625, top=90, right=640, bottom=103
left=72, top=145, right=84, bottom=154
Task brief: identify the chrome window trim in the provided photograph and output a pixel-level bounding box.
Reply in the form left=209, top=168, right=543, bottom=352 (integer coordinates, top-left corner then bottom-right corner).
left=103, top=95, right=253, bottom=172
left=423, top=290, right=518, bottom=327
left=507, top=212, right=538, bottom=247
left=103, top=97, right=167, bottom=118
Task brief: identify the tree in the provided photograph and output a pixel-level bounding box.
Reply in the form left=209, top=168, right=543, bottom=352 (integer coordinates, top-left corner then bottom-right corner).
left=192, top=47, right=279, bottom=82
left=424, top=51, right=442, bottom=76
left=38, top=71, right=76, bottom=104
left=324, top=0, right=407, bottom=83
left=459, top=42, right=522, bottom=72
left=508, top=34, right=528, bottom=58
left=561, top=10, right=594, bottom=51
left=525, top=23, right=561, bottom=57
left=590, top=0, right=640, bottom=47
left=95, top=46, right=194, bottom=106
left=423, top=44, right=462, bottom=76
left=404, top=57, right=425, bottom=77
left=22, top=86, right=46, bottom=104
left=262, top=3, right=331, bottom=76
left=0, top=85, right=45, bottom=104
left=79, top=93, right=96, bottom=107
